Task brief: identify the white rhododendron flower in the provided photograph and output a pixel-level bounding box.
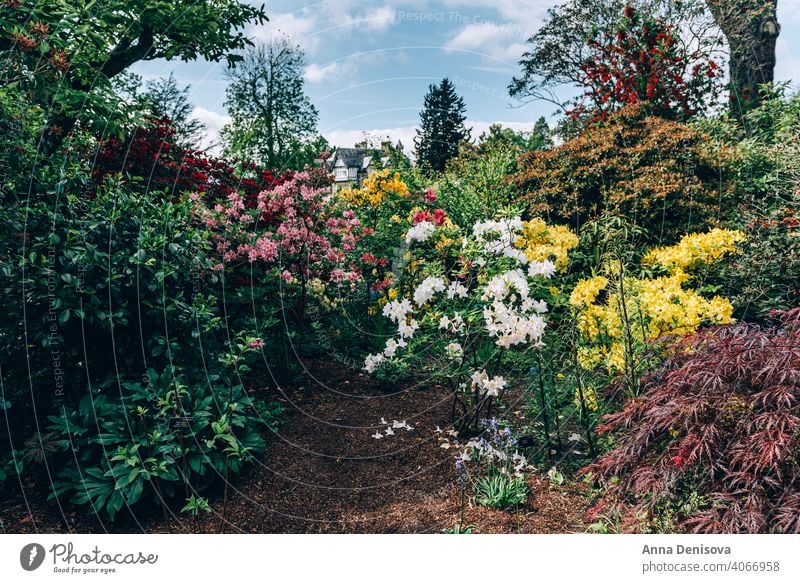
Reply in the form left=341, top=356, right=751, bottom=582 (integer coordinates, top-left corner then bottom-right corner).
left=472, top=217, right=523, bottom=256
left=445, top=342, right=463, bottom=360
left=398, top=318, right=419, bottom=339
left=483, top=301, right=547, bottom=348
left=503, top=247, right=528, bottom=264
left=484, top=375, right=506, bottom=397
left=446, top=281, right=468, bottom=299
left=383, top=337, right=407, bottom=358
left=382, top=298, right=413, bottom=323
left=470, top=369, right=507, bottom=396
left=528, top=260, right=557, bottom=279
left=521, top=298, right=549, bottom=314
left=405, top=221, right=436, bottom=244
left=413, top=276, right=446, bottom=306
left=482, top=269, right=530, bottom=302
left=364, top=353, right=385, bottom=373
left=439, top=312, right=465, bottom=333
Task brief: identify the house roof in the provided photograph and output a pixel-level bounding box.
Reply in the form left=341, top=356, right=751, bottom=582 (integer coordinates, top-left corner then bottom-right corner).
left=334, top=148, right=366, bottom=168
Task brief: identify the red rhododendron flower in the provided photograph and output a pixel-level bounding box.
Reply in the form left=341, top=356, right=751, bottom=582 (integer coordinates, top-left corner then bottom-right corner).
left=413, top=210, right=431, bottom=224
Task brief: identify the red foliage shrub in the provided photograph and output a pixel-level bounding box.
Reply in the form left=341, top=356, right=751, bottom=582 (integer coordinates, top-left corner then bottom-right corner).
left=90, top=117, right=286, bottom=205
left=584, top=308, right=800, bottom=533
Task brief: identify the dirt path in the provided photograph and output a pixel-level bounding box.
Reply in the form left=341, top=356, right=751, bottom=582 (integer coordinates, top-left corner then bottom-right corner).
left=179, top=360, right=588, bottom=533
left=2, top=360, right=588, bottom=534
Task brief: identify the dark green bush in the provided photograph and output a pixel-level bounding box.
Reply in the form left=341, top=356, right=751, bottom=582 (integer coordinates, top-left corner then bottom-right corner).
left=1, top=179, right=270, bottom=519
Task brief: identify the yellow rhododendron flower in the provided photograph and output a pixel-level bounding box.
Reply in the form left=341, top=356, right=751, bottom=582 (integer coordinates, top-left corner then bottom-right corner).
left=338, top=169, right=408, bottom=208
left=435, top=236, right=456, bottom=251
left=643, top=228, right=746, bottom=274
left=569, top=276, right=609, bottom=308
left=571, top=229, right=742, bottom=376
left=515, top=218, right=579, bottom=271
left=574, top=385, right=599, bottom=412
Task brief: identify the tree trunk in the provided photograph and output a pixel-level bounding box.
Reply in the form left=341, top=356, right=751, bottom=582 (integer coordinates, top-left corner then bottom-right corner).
left=706, top=0, right=780, bottom=119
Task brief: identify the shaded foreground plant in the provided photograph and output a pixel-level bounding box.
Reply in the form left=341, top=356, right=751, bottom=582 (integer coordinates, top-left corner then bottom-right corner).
left=471, top=470, right=528, bottom=510
left=584, top=308, right=800, bottom=533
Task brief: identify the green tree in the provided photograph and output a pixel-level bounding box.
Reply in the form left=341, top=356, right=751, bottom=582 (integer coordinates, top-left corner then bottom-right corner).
left=140, top=73, right=206, bottom=148
left=0, top=0, right=267, bottom=153
left=415, top=78, right=471, bottom=174
left=221, top=37, right=319, bottom=170
left=437, top=123, right=551, bottom=227
left=473, top=121, right=552, bottom=154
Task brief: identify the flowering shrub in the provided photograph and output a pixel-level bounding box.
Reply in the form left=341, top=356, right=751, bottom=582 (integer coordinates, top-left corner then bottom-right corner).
left=642, top=228, right=747, bottom=273
left=194, top=169, right=363, bottom=295
left=570, top=229, right=744, bottom=382
left=515, top=104, right=736, bottom=241
left=91, top=117, right=284, bottom=204
left=584, top=309, right=800, bottom=533
left=570, top=4, right=720, bottom=122
left=515, top=218, right=579, bottom=272
left=338, top=169, right=409, bottom=208
left=364, top=214, right=576, bottom=431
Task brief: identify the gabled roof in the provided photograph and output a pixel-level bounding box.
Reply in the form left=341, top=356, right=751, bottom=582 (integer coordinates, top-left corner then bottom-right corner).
left=333, top=148, right=366, bottom=168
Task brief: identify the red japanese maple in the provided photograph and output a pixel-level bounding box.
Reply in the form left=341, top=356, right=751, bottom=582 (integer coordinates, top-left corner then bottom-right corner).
left=584, top=308, right=800, bottom=533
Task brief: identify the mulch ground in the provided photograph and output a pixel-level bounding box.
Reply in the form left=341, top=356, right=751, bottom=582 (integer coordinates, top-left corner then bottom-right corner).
left=1, top=359, right=588, bottom=534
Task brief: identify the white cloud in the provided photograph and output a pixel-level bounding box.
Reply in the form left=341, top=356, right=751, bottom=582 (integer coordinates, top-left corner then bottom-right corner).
left=191, top=107, right=230, bottom=154
left=250, top=12, right=322, bottom=51
left=445, top=22, right=528, bottom=62
left=305, top=61, right=355, bottom=84
left=250, top=5, right=397, bottom=54
left=351, top=6, right=396, bottom=31
left=324, top=126, right=418, bottom=150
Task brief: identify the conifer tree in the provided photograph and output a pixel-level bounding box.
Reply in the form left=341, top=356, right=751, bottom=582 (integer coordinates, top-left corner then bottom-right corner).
left=415, top=78, right=470, bottom=173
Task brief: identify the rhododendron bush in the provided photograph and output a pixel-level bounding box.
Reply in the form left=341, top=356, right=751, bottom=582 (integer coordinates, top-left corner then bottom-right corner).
left=91, top=117, right=284, bottom=204
left=584, top=309, right=800, bottom=534
left=337, top=170, right=446, bottom=302
left=364, top=214, right=578, bottom=431
left=193, top=169, right=364, bottom=317
left=571, top=4, right=720, bottom=123
left=571, top=228, right=745, bottom=395
left=515, top=104, right=736, bottom=241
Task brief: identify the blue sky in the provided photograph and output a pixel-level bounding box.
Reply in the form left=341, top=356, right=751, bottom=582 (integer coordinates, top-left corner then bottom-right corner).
left=132, top=0, right=800, bottom=151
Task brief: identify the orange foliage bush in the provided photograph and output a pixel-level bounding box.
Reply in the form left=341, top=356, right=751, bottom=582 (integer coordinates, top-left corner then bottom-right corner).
left=514, top=105, right=736, bottom=241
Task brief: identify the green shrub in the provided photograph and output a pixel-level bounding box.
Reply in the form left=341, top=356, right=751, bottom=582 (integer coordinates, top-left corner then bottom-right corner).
left=710, top=88, right=800, bottom=320
left=1, top=179, right=272, bottom=519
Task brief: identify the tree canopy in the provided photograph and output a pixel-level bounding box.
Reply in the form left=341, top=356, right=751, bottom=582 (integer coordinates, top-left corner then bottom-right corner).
left=0, top=0, right=267, bottom=152
left=221, top=37, right=320, bottom=171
